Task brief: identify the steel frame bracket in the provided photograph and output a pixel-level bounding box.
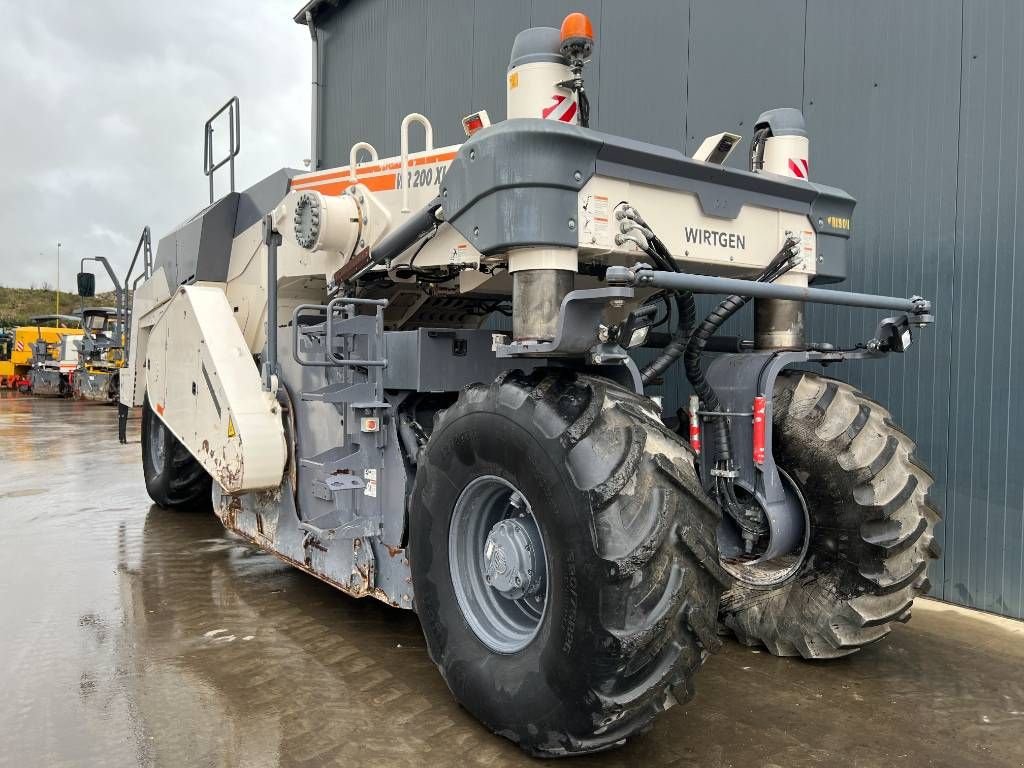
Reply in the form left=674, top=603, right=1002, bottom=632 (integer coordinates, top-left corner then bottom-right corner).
left=493, top=286, right=643, bottom=392
left=700, top=345, right=892, bottom=562
left=495, top=286, right=635, bottom=357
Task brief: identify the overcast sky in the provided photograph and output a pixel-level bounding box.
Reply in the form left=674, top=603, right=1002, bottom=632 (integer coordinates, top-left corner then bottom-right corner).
left=0, top=0, right=310, bottom=291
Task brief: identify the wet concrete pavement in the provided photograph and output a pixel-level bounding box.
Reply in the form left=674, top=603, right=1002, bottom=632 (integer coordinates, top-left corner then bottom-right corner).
left=2, top=392, right=1023, bottom=768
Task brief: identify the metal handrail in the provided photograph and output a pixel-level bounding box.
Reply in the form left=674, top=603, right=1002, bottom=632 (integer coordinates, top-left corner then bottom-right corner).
left=400, top=113, right=433, bottom=213
left=203, top=96, right=241, bottom=203
left=349, top=141, right=379, bottom=181
left=121, top=226, right=150, bottom=359
left=291, top=298, right=388, bottom=368
left=124, top=226, right=152, bottom=293
left=325, top=296, right=388, bottom=367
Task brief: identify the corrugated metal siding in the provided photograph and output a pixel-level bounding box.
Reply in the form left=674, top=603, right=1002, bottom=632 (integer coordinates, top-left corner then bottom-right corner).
left=948, top=0, right=1024, bottom=618
left=803, top=1, right=964, bottom=611
left=313, top=0, right=1024, bottom=619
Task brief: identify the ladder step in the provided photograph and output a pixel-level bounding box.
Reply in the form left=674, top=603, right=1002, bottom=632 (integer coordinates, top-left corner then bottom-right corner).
left=301, top=445, right=367, bottom=473
left=302, top=381, right=372, bottom=404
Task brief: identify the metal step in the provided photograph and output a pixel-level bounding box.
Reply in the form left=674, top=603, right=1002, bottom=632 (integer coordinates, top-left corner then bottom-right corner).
left=301, top=444, right=368, bottom=473
left=301, top=380, right=373, bottom=404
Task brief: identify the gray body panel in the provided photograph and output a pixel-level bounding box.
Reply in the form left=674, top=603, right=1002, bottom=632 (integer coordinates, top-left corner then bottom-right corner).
left=383, top=329, right=542, bottom=391
left=154, top=194, right=238, bottom=287
left=441, top=119, right=854, bottom=282
left=225, top=324, right=549, bottom=607
left=154, top=168, right=301, bottom=287
left=225, top=326, right=412, bottom=606
left=234, top=168, right=302, bottom=236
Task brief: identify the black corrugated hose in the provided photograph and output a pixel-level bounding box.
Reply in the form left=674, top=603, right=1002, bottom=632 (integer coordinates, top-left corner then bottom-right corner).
left=639, top=291, right=697, bottom=385
left=629, top=210, right=698, bottom=386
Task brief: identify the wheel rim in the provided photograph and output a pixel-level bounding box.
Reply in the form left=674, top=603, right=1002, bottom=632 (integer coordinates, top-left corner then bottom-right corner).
left=448, top=476, right=548, bottom=654
left=718, top=467, right=811, bottom=587
left=148, top=414, right=168, bottom=473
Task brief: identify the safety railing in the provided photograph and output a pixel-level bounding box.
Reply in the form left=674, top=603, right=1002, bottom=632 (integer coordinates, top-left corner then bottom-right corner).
left=203, top=96, right=240, bottom=204
left=400, top=113, right=433, bottom=213
left=125, top=226, right=152, bottom=291
left=349, top=141, right=379, bottom=181
left=291, top=297, right=389, bottom=369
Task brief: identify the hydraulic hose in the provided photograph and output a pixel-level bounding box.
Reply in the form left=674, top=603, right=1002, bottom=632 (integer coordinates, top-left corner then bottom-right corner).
left=616, top=214, right=801, bottom=549
left=749, top=127, right=770, bottom=172
left=641, top=290, right=697, bottom=385
left=683, top=292, right=750, bottom=461
left=627, top=208, right=699, bottom=386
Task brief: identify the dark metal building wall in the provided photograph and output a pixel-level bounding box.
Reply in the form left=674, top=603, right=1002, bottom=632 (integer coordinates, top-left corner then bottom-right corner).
left=802, top=1, right=964, bottom=612
left=312, top=0, right=1024, bottom=619
left=948, top=0, right=1024, bottom=618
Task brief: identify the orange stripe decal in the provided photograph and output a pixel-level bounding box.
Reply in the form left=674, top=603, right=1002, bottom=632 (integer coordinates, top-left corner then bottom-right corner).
left=291, top=150, right=459, bottom=192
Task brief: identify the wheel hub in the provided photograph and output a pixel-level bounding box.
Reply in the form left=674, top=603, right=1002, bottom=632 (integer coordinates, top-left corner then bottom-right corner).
left=448, top=476, right=550, bottom=653
left=149, top=417, right=167, bottom=471
left=483, top=515, right=544, bottom=600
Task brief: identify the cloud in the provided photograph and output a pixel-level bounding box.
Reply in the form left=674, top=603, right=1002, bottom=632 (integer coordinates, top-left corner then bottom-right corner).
left=0, top=0, right=309, bottom=292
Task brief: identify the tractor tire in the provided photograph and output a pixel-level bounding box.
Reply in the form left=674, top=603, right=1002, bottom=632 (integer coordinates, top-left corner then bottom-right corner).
left=720, top=371, right=942, bottom=658
left=142, top=395, right=212, bottom=511
left=410, top=370, right=726, bottom=757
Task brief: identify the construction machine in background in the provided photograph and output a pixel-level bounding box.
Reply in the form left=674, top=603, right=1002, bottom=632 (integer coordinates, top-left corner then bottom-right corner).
left=0, top=329, right=13, bottom=386
left=73, top=232, right=151, bottom=408
left=72, top=307, right=125, bottom=403
left=1, top=315, right=82, bottom=393
left=103, top=12, right=941, bottom=756
left=27, top=330, right=83, bottom=397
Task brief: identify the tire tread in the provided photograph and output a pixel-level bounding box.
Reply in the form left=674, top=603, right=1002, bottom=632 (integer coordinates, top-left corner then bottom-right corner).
left=720, top=371, right=941, bottom=659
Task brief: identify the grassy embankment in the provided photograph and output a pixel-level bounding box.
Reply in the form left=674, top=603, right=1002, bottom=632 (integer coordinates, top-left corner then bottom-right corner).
left=0, top=286, right=118, bottom=327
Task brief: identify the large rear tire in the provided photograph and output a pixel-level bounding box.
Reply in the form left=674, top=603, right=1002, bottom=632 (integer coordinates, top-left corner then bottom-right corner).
left=720, top=371, right=942, bottom=658
left=142, top=396, right=212, bottom=511
left=410, top=370, right=725, bottom=756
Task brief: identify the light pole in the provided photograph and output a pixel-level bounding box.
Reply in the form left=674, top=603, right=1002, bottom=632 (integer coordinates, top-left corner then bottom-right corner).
left=56, top=241, right=62, bottom=316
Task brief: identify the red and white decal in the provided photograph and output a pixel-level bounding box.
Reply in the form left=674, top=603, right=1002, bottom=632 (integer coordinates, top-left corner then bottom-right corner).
left=541, top=94, right=578, bottom=123
left=787, top=158, right=810, bottom=179
left=688, top=396, right=701, bottom=456
left=15, top=340, right=24, bottom=352
left=752, top=396, right=767, bottom=464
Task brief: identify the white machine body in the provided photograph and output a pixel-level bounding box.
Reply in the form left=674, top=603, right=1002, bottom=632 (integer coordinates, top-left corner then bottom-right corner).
left=762, top=134, right=810, bottom=180
left=124, top=21, right=824, bottom=498
left=141, top=285, right=286, bottom=492
left=507, top=61, right=578, bottom=123
left=577, top=177, right=817, bottom=281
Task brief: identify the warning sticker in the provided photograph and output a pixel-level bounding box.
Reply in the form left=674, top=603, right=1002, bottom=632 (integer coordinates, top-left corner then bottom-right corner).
left=227, top=416, right=237, bottom=438
left=449, top=243, right=470, bottom=265
left=581, top=194, right=610, bottom=245
left=363, top=469, right=378, bottom=498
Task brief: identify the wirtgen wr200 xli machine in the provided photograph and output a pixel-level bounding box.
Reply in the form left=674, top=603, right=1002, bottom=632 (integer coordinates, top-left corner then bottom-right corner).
left=107, top=13, right=941, bottom=756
